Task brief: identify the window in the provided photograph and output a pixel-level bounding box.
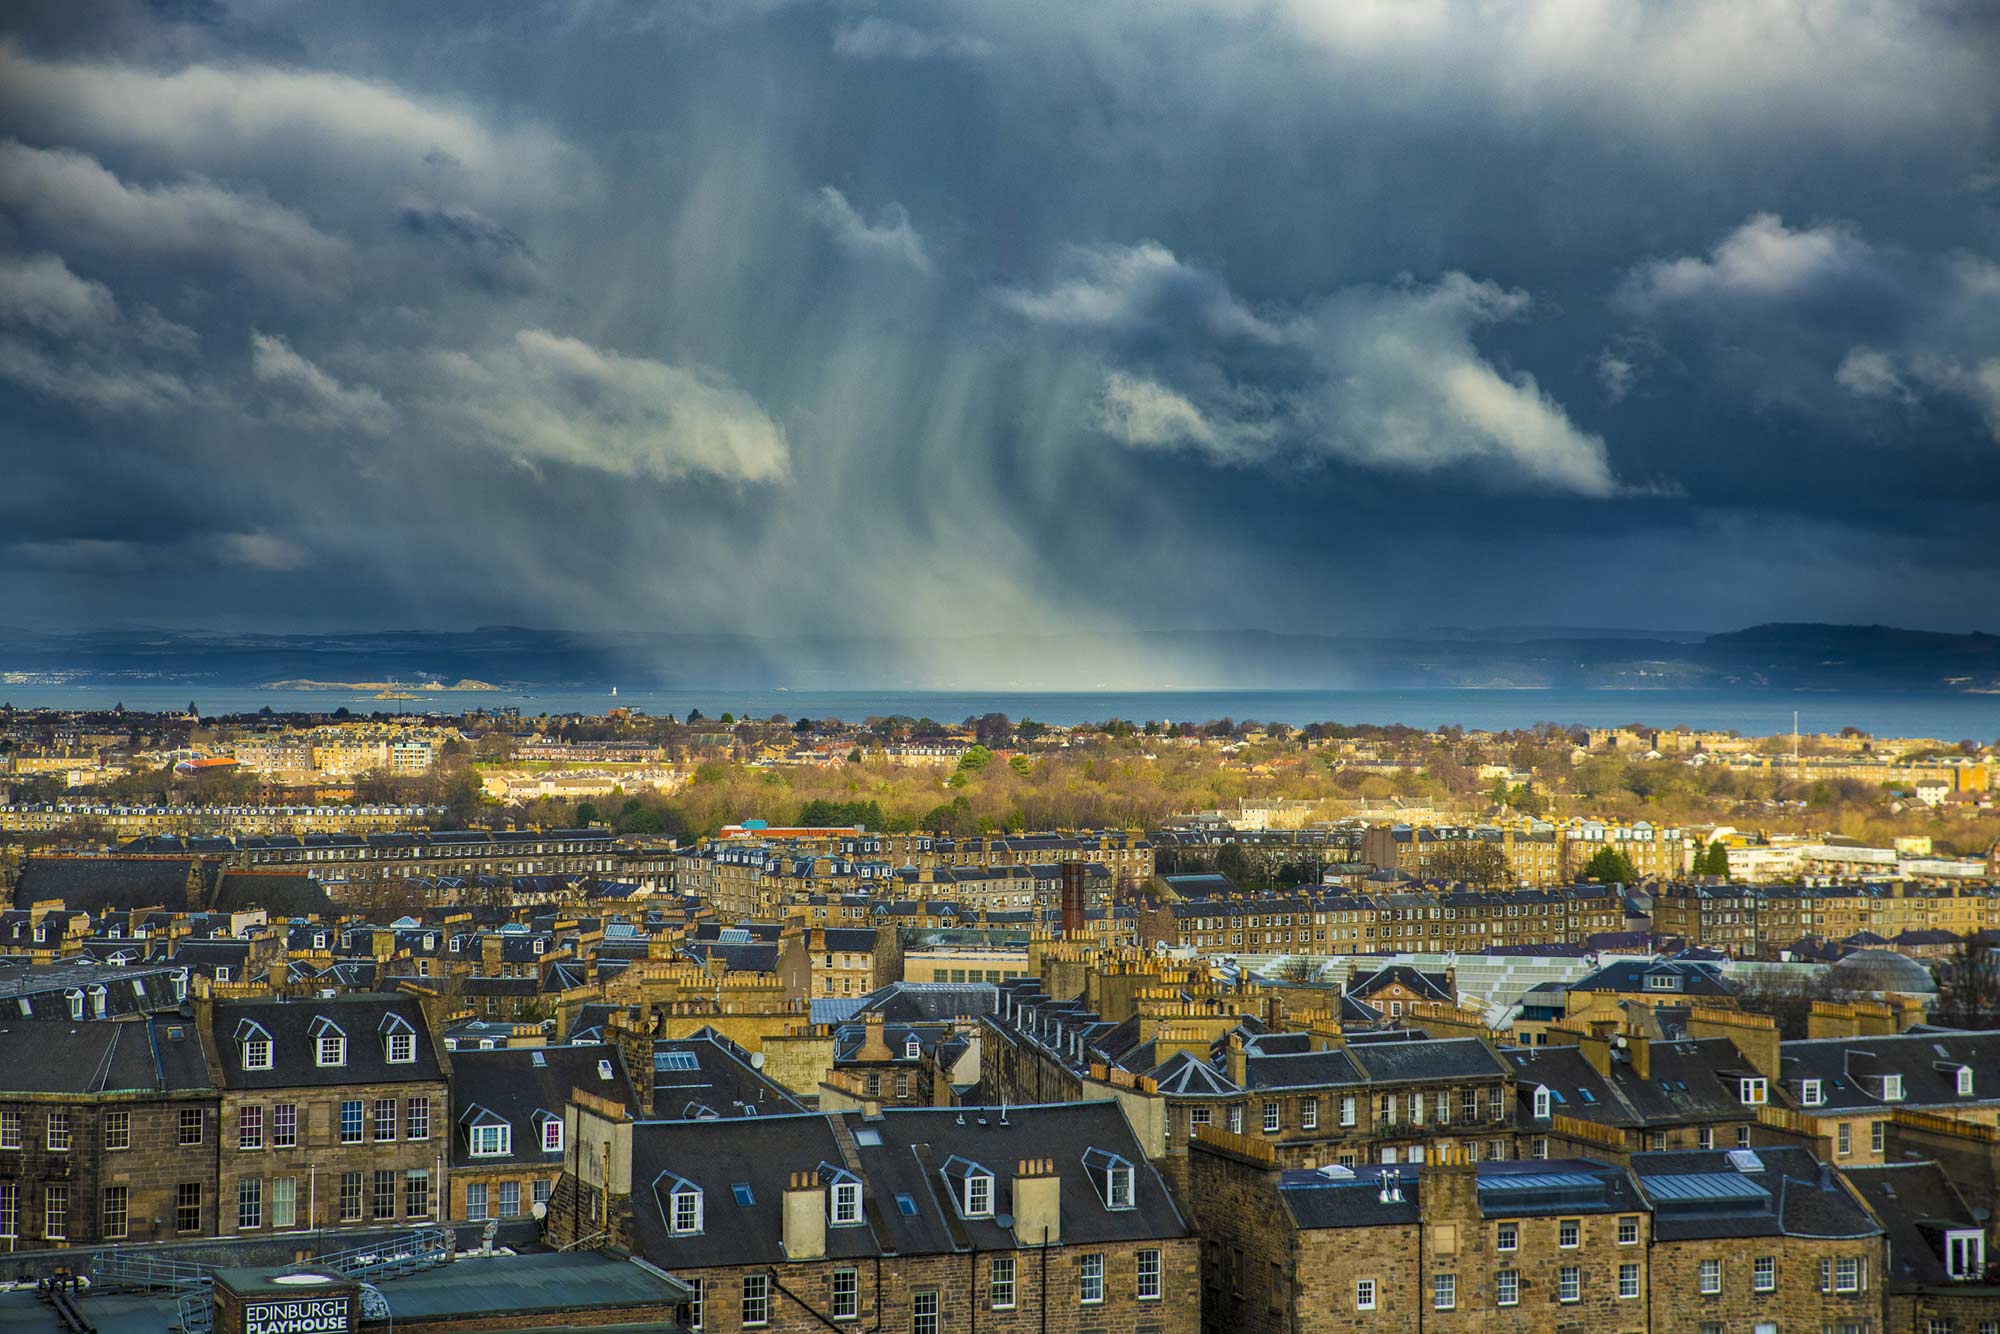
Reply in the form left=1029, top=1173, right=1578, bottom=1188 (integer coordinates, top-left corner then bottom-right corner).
left=671, top=1187, right=702, bottom=1235
left=1754, top=1255, right=1776, bottom=1291
left=912, top=1289, right=938, bottom=1334
left=0, top=1110, right=17, bottom=1150
left=1618, top=1215, right=1639, bottom=1245
left=465, top=1183, right=489, bottom=1221
left=831, top=1180, right=861, bottom=1225
left=244, top=1037, right=272, bottom=1070
left=1228, top=1105, right=1244, bottom=1134
left=1700, top=1258, right=1722, bottom=1294
left=1619, top=1262, right=1639, bottom=1299
left=1434, top=1273, right=1456, bottom=1310
left=1497, top=1221, right=1518, bottom=1251
left=1800, top=1078, right=1823, bottom=1106
left=374, top=1098, right=397, bottom=1142
left=104, top=1109, right=130, bottom=1151
left=1947, top=1231, right=1985, bottom=1279
left=376, top=1171, right=398, bottom=1220
left=688, top=1277, right=703, bottom=1332
left=340, top=1100, right=363, bottom=1144
left=273, top=1177, right=296, bottom=1229
left=1356, top=1278, right=1376, bottom=1311
left=1341, top=1095, right=1358, bottom=1127
left=1871, top=1120, right=1886, bottom=1154
left=240, top=1105, right=264, bottom=1150
left=1080, top=1253, right=1105, bottom=1304
left=1559, top=1218, right=1580, bottom=1248
left=742, top=1274, right=770, bottom=1327
left=827, top=1266, right=858, bottom=1320
left=1700, top=1126, right=1715, bottom=1150
left=1740, top=1077, right=1768, bottom=1105
left=471, top=1122, right=511, bottom=1157
left=406, top=1098, right=430, bottom=1142
left=964, top=1172, right=991, bottom=1217
left=274, top=1103, right=297, bottom=1148
left=1558, top=1265, right=1580, bottom=1302
left=0, top=1183, right=14, bottom=1239
left=45, top=1183, right=67, bottom=1240
left=542, top=1118, right=563, bottom=1153
left=1883, top=1074, right=1904, bottom=1101
left=1264, top=1101, right=1281, bottom=1133
left=338, top=1172, right=362, bottom=1222
left=1138, top=1247, right=1162, bottom=1300
left=102, top=1185, right=129, bottom=1240
left=990, top=1255, right=1016, bottom=1309
left=1737, top=1125, right=1753, bottom=1148
left=316, top=1035, right=346, bottom=1067
left=1837, top=1122, right=1851, bottom=1156
left=1497, top=1269, right=1519, bottom=1306
left=176, top=1182, right=201, bottom=1232
left=1301, top=1098, right=1318, bottom=1130
left=1958, top=1066, right=1975, bottom=1097
left=405, top=1171, right=429, bottom=1220
left=1534, top=1087, right=1552, bottom=1118
left=387, top=1032, right=415, bottom=1064
left=498, top=1180, right=519, bottom=1218
left=1834, top=1256, right=1862, bottom=1292
left=239, top=1177, right=262, bottom=1229
left=50, top=1109, right=73, bottom=1151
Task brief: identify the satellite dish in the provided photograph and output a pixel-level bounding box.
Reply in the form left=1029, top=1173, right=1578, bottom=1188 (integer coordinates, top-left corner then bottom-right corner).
left=750, top=1051, right=765, bottom=1068
left=994, top=1213, right=1014, bottom=1229
left=357, top=1285, right=391, bottom=1321
left=531, top=1201, right=548, bottom=1221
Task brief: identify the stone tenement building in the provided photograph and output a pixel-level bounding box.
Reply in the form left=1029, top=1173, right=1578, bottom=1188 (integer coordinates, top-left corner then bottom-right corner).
left=1137, top=884, right=1626, bottom=956
left=550, top=1098, right=1196, bottom=1334
left=1191, top=1132, right=1886, bottom=1334
left=1653, top=881, right=2000, bottom=957
left=0, top=1014, right=218, bottom=1250
left=200, top=991, right=451, bottom=1235
left=447, top=1044, right=641, bottom=1223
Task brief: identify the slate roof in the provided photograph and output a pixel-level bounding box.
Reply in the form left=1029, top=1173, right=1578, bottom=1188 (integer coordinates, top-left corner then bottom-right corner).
left=209, top=993, right=446, bottom=1090
left=852, top=982, right=1000, bottom=1023
left=0, top=958, right=188, bottom=1020
left=0, top=1013, right=213, bottom=1094
left=1348, top=1037, right=1510, bottom=1084
left=627, top=1101, right=1186, bottom=1269
left=651, top=1030, right=807, bottom=1119
left=1844, top=1162, right=1985, bottom=1289
left=1778, top=1031, right=2000, bottom=1112
left=1281, top=1164, right=1423, bottom=1229
left=13, top=857, right=203, bottom=912
left=212, top=871, right=332, bottom=915
left=1632, top=1147, right=1881, bottom=1241
left=1569, top=958, right=1737, bottom=997
left=682, top=941, right=780, bottom=973
left=449, top=1045, right=638, bottom=1168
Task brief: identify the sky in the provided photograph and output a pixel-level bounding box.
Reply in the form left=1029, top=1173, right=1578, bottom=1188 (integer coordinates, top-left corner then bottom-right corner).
left=1, top=0, right=1998, bottom=645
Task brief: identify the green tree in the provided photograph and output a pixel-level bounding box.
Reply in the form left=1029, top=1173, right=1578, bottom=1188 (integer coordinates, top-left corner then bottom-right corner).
left=957, top=745, right=994, bottom=775
left=1580, top=847, right=1639, bottom=883
left=1009, top=754, right=1032, bottom=777
left=575, top=801, right=599, bottom=826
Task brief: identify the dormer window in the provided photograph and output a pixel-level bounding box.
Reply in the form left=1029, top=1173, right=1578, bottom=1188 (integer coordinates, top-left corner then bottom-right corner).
left=534, top=940, right=546, bottom=954
left=66, top=989, right=83, bottom=1020
left=1533, top=1086, right=1552, bottom=1119
left=905, top=1037, right=922, bottom=1060
left=464, top=1106, right=511, bottom=1157
left=1083, top=1148, right=1136, bottom=1210
left=1798, top=1079, right=1823, bottom=1107
left=537, top=1112, right=563, bottom=1153
left=597, top=1059, right=614, bottom=1081
left=1956, top=1067, right=1974, bottom=1097
left=941, top=1155, right=995, bottom=1218
left=313, top=933, right=326, bottom=949
left=1646, top=973, right=1678, bottom=991
left=310, top=1016, right=347, bottom=1067
left=669, top=1182, right=703, bottom=1235
left=88, top=986, right=107, bottom=1017
left=1946, top=1230, right=1985, bottom=1280
left=1739, top=1077, right=1767, bottom=1107
left=1881, top=1074, right=1904, bottom=1102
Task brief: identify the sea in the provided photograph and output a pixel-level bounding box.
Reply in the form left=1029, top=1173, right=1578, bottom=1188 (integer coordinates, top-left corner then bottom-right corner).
left=12, top=684, right=2000, bottom=740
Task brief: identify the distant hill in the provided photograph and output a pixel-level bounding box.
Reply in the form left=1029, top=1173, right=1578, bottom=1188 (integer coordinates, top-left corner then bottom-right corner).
left=4, top=621, right=1999, bottom=693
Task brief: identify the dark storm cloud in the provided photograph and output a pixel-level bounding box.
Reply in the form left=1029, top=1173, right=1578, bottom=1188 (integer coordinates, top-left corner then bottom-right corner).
left=0, top=0, right=1997, bottom=665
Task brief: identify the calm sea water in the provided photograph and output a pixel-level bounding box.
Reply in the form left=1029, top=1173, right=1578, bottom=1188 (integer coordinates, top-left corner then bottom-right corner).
left=13, top=684, right=2000, bottom=739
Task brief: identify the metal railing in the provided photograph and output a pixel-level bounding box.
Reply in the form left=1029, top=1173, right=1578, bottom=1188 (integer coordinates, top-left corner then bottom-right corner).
left=88, top=1248, right=218, bottom=1293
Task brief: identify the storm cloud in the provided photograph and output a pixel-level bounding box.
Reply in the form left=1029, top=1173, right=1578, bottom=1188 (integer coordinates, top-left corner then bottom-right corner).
left=0, top=0, right=1997, bottom=653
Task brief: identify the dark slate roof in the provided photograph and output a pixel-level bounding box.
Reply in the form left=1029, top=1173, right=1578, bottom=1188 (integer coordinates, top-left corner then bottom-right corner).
left=1569, top=958, right=1737, bottom=997
left=651, top=1030, right=807, bottom=1119
left=853, top=982, right=1000, bottom=1023
left=448, top=1045, right=638, bottom=1168
left=627, top=1101, right=1186, bottom=1269
left=0, top=957, right=188, bottom=1020
left=1778, top=1031, right=2000, bottom=1112
left=13, top=858, right=200, bottom=912
left=1243, top=1048, right=1365, bottom=1090
left=1474, top=1158, right=1647, bottom=1217
left=1281, top=1164, right=1423, bottom=1229
left=1347, top=1037, right=1509, bottom=1084
left=212, top=871, right=333, bottom=915
left=681, top=941, right=779, bottom=973
left=209, top=993, right=446, bottom=1090
left=1633, top=1147, right=1881, bottom=1242
left=1148, top=1050, right=1240, bottom=1096
left=1844, top=1162, right=1983, bottom=1289
left=1348, top=964, right=1454, bottom=1003
left=0, top=1014, right=213, bottom=1094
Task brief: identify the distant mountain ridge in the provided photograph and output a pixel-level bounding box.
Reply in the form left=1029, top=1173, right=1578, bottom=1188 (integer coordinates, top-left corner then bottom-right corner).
left=3, top=622, right=1998, bottom=693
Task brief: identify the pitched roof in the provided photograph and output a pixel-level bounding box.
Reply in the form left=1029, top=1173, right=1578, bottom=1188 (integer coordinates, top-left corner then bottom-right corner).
left=209, top=993, right=445, bottom=1090
left=448, top=1045, right=638, bottom=1168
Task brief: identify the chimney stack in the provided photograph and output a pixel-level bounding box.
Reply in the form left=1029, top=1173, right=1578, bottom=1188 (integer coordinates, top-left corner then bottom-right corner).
left=782, top=1171, right=827, bottom=1261
left=1060, top=862, right=1088, bottom=939
left=1011, top=1158, right=1061, bottom=1247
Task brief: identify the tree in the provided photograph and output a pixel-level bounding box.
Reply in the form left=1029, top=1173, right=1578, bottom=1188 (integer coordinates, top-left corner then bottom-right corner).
left=1428, top=839, right=1514, bottom=889
left=957, top=745, right=994, bottom=776
left=575, top=801, right=599, bottom=827
left=1697, top=841, right=1731, bottom=876
left=1935, top=933, right=2000, bottom=1030
left=1579, top=847, right=1639, bottom=884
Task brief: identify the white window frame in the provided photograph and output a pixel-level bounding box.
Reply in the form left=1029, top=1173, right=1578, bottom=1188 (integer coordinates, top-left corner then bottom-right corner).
left=243, top=1037, right=272, bottom=1071
left=1559, top=1218, right=1580, bottom=1248
left=830, top=1266, right=859, bottom=1321
left=830, top=1180, right=861, bottom=1225
left=1264, top=1102, right=1281, bottom=1133
left=990, top=1255, right=1016, bottom=1310
left=1618, top=1215, right=1639, bottom=1245
left=964, top=1173, right=992, bottom=1218
left=1497, top=1269, right=1519, bottom=1306
left=1301, top=1098, right=1318, bottom=1130
left=470, top=1123, right=511, bottom=1157
left=542, top=1119, right=563, bottom=1153
left=1558, top=1266, right=1580, bottom=1303
left=1835, top=1256, right=1862, bottom=1292
left=1356, top=1278, right=1376, bottom=1311
left=1433, top=1273, right=1455, bottom=1311
left=1618, top=1262, right=1639, bottom=1299
left=1079, top=1253, right=1104, bottom=1305
left=1700, top=1258, right=1722, bottom=1294
left=671, top=1187, right=703, bottom=1236
left=316, top=1034, right=346, bottom=1068
left=1740, top=1077, right=1767, bottom=1106
left=742, top=1274, right=770, bottom=1327
left=1533, top=1087, right=1552, bottom=1119
left=1754, top=1255, right=1776, bottom=1292
left=1946, top=1230, right=1985, bottom=1280
left=1799, top=1078, right=1823, bottom=1106
left=386, top=1032, right=416, bottom=1064
left=1497, top=1221, right=1518, bottom=1251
